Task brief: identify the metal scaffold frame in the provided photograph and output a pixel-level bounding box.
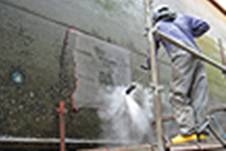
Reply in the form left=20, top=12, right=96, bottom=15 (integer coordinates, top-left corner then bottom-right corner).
left=143, top=0, right=165, bottom=151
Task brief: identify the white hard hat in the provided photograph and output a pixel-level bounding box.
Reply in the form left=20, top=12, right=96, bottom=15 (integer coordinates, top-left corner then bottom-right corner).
left=152, top=4, right=176, bottom=23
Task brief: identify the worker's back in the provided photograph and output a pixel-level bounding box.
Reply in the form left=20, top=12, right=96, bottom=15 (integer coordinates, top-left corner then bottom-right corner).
left=155, top=13, right=210, bottom=58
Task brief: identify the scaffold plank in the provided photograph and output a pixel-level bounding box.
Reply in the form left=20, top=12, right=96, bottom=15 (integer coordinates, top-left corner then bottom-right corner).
left=79, top=144, right=154, bottom=151
left=170, top=143, right=224, bottom=151
left=0, top=137, right=128, bottom=150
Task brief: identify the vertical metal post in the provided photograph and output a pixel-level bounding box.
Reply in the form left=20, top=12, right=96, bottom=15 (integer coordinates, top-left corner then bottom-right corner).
left=143, top=0, right=164, bottom=150
left=57, top=101, right=66, bottom=151
left=60, top=26, right=79, bottom=113
left=218, top=38, right=226, bottom=66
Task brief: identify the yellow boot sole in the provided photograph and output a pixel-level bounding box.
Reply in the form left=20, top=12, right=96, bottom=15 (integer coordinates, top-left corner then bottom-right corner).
left=171, top=134, right=208, bottom=145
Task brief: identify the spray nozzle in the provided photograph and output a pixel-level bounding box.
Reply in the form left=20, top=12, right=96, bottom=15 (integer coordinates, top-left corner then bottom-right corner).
left=125, top=84, right=136, bottom=95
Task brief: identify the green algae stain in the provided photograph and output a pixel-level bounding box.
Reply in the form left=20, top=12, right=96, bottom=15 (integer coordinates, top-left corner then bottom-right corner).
left=95, top=0, right=118, bottom=11
left=95, top=0, right=136, bottom=12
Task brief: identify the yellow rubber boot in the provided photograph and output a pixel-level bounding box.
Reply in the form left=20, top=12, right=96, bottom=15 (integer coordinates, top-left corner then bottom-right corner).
left=171, top=133, right=208, bottom=145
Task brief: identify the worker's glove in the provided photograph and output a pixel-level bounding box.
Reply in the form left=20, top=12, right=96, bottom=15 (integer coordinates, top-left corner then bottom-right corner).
left=140, top=57, right=151, bottom=71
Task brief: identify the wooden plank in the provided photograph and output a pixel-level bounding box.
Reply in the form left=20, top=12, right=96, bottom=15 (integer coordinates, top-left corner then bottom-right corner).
left=0, top=137, right=128, bottom=145
left=170, top=143, right=224, bottom=151
left=79, top=144, right=154, bottom=151
left=0, top=137, right=129, bottom=150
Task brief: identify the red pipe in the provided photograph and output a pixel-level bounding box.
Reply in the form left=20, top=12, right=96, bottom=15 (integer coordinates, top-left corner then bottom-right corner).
left=62, top=26, right=79, bottom=112
left=56, top=26, right=80, bottom=151
left=57, top=101, right=66, bottom=151
left=62, top=26, right=76, bottom=51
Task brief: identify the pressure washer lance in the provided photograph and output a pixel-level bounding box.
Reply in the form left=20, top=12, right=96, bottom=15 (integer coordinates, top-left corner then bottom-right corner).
left=125, top=64, right=150, bottom=95
left=125, top=84, right=137, bottom=95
